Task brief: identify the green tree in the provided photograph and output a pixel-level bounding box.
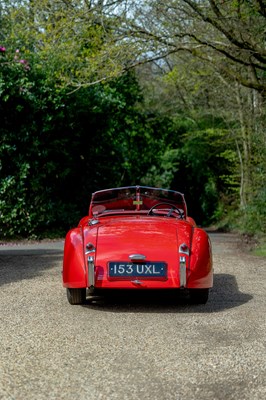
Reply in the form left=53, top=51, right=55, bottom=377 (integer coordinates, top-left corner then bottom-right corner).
left=0, top=41, right=169, bottom=237
left=124, top=0, right=266, bottom=232
left=1, top=0, right=265, bottom=237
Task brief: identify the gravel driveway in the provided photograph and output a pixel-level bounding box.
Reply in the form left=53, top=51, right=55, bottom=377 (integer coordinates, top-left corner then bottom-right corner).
left=0, top=233, right=265, bottom=400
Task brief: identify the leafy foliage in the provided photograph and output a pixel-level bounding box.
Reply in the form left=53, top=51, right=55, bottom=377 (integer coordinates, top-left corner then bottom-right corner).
left=0, top=0, right=265, bottom=240
left=0, top=46, right=168, bottom=237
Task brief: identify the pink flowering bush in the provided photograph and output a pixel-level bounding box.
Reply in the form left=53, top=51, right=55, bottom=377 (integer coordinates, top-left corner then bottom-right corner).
left=0, top=45, right=30, bottom=69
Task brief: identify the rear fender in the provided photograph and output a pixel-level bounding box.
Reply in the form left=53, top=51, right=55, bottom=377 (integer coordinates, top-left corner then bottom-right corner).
left=188, top=228, right=213, bottom=288
left=62, top=228, right=87, bottom=288
left=186, top=216, right=196, bottom=227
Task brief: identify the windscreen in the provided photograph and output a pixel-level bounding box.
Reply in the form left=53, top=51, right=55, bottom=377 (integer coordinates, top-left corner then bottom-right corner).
left=89, top=186, right=187, bottom=217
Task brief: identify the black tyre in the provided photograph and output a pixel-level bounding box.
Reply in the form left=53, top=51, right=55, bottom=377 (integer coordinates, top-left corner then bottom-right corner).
left=66, top=288, right=86, bottom=305
left=189, top=288, right=209, bottom=304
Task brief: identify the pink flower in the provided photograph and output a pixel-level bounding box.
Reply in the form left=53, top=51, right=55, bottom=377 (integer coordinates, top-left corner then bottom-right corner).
left=0, top=46, right=6, bottom=52
left=18, top=59, right=30, bottom=70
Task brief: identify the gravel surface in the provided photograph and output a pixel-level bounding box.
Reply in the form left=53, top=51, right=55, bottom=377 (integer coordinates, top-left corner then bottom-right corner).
left=0, top=233, right=265, bottom=400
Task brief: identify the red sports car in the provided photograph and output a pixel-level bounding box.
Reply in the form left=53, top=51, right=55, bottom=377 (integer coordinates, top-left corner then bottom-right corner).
left=62, top=186, right=213, bottom=305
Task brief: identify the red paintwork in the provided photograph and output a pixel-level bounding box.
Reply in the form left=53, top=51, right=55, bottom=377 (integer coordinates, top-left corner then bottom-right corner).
left=62, top=186, right=213, bottom=291
left=62, top=228, right=86, bottom=288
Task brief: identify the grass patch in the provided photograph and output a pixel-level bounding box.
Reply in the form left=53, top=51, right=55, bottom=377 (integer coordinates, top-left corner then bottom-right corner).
left=250, top=235, right=266, bottom=257
left=252, top=245, right=266, bottom=257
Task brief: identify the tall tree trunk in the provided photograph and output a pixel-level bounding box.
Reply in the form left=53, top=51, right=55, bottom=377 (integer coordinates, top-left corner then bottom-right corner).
left=235, top=83, right=252, bottom=209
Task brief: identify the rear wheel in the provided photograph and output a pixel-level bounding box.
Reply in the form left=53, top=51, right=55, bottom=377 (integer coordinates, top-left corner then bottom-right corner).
left=189, top=288, right=209, bottom=304
left=66, top=288, right=86, bottom=305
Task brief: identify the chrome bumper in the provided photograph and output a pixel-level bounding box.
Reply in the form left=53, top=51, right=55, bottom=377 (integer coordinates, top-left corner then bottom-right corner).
left=88, top=256, right=95, bottom=287
left=179, top=256, right=187, bottom=287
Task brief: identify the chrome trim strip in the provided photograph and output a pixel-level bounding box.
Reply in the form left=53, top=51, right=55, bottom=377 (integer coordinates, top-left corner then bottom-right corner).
left=129, top=254, right=146, bottom=260
left=179, top=256, right=186, bottom=287
left=88, top=256, right=95, bottom=287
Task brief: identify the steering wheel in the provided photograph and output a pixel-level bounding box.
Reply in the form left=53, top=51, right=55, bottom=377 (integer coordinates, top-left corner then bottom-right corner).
left=148, top=202, right=183, bottom=219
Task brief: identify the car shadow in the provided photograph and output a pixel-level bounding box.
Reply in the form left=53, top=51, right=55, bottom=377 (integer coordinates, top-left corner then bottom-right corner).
left=0, top=250, right=62, bottom=286
left=81, top=273, right=253, bottom=313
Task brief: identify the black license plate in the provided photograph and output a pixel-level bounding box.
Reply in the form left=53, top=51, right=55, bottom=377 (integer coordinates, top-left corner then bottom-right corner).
left=108, top=262, right=167, bottom=278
